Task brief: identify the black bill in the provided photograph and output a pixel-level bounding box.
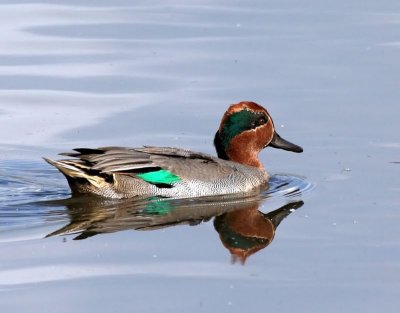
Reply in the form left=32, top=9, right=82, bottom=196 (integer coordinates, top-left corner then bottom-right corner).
left=268, top=132, right=303, bottom=153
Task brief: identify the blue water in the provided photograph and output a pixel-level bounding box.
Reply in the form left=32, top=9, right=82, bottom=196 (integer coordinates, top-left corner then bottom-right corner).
left=0, top=1, right=399, bottom=312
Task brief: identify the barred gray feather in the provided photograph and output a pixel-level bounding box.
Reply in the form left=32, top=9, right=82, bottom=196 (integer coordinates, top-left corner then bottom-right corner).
left=46, top=146, right=269, bottom=199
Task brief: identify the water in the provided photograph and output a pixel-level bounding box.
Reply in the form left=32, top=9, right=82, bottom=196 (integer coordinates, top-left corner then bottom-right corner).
left=1, top=0, right=400, bottom=312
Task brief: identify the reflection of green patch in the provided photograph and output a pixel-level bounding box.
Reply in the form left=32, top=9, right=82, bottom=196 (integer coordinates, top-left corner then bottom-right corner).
left=138, top=169, right=181, bottom=185
left=216, top=217, right=269, bottom=249
left=221, top=229, right=269, bottom=249
left=144, top=201, right=173, bottom=215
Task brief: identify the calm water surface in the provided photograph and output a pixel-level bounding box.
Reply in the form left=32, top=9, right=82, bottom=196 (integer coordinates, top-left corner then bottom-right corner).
left=0, top=1, right=399, bottom=312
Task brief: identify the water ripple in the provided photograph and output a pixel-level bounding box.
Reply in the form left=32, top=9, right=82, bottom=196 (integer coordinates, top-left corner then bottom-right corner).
left=0, top=159, right=312, bottom=237
left=0, top=160, right=69, bottom=230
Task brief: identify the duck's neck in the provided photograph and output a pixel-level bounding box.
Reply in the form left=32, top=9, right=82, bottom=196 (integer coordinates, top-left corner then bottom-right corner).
left=228, top=149, right=263, bottom=168
left=214, top=132, right=263, bottom=169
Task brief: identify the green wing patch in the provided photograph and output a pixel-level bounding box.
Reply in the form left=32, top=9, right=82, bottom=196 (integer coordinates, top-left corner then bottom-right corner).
left=137, top=169, right=181, bottom=184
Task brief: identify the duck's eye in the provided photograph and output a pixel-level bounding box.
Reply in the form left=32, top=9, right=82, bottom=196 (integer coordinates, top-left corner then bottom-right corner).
left=256, top=117, right=267, bottom=126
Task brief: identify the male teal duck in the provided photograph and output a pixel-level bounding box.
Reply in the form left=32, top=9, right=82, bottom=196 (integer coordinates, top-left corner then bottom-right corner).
left=45, top=101, right=303, bottom=199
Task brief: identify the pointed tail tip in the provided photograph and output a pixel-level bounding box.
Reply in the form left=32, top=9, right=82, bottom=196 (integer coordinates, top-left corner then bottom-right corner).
left=42, top=157, right=81, bottom=176
left=43, top=157, right=68, bottom=171
left=43, top=157, right=55, bottom=165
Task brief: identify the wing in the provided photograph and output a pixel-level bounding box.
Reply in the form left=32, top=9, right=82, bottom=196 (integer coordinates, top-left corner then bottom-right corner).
left=59, top=146, right=235, bottom=181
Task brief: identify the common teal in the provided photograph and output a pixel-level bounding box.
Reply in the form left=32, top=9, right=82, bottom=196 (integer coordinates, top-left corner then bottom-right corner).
left=45, top=101, right=303, bottom=199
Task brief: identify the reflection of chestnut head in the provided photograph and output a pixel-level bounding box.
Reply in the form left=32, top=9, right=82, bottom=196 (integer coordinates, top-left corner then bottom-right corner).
left=214, top=205, right=274, bottom=264
left=214, top=201, right=304, bottom=264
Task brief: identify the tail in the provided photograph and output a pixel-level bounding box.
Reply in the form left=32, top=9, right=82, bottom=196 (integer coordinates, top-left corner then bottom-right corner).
left=43, top=157, right=107, bottom=190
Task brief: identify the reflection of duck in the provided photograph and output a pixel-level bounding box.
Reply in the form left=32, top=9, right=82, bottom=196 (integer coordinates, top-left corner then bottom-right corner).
left=214, top=201, right=303, bottom=264
left=45, top=194, right=264, bottom=239
left=44, top=101, right=302, bottom=199
left=46, top=195, right=303, bottom=263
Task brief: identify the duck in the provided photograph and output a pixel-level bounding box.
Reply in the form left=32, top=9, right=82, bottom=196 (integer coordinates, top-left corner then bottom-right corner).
left=44, top=101, right=303, bottom=199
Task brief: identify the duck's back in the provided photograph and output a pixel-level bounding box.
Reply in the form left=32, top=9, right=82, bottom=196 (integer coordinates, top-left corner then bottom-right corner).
left=45, top=146, right=269, bottom=199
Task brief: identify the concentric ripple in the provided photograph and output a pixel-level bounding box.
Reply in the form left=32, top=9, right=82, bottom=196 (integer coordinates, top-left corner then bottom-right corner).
left=265, top=173, right=314, bottom=199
